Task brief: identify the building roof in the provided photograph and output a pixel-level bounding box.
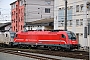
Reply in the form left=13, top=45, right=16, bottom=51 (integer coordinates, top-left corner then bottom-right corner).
left=0, top=22, right=11, bottom=28
left=10, top=0, right=23, bottom=5
left=26, top=18, right=54, bottom=26
left=10, top=0, right=17, bottom=5
left=30, top=18, right=54, bottom=24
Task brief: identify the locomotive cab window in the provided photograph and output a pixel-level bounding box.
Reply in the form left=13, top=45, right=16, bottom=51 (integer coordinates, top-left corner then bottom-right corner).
left=15, top=34, right=17, bottom=37
left=61, top=34, right=66, bottom=38
left=10, top=32, right=16, bottom=38
left=67, top=31, right=76, bottom=40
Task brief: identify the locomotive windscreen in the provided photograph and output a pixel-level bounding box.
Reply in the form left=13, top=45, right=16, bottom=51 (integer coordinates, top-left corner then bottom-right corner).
left=67, top=31, right=76, bottom=40
left=10, top=32, right=16, bottom=38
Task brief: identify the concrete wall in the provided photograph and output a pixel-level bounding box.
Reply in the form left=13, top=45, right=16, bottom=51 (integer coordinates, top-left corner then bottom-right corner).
left=25, top=0, right=54, bottom=22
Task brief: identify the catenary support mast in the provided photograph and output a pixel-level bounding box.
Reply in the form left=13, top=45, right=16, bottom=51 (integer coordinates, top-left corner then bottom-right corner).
left=64, top=0, right=67, bottom=31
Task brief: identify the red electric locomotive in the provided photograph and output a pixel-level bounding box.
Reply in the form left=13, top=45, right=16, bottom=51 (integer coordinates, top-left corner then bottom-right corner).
left=14, top=30, right=80, bottom=50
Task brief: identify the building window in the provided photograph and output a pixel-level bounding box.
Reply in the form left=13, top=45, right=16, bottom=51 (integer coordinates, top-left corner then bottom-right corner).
left=16, top=21, right=17, bottom=23
left=12, top=4, right=16, bottom=9
left=20, top=0, right=24, bottom=6
left=14, top=11, right=15, bottom=15
left=16, top=5, right=18, bottom=10
left=38, top=8, right=40, bottom=9
left=31, top=28, right=32, bottom=30
left=62, top=7, right=64, bottom=10
left=21, top=17, right=22, bottom=21
left=16, top=13, right=17, bottom=20
left=45, top=0, right=51, bottom=5
left=21, top=9, right=22, bottom=13
left=80, top=4, right=84, bottom=11
left=59, top=8, right=61, bottom=10
left=16, top=24, right=17, bottom=27
left=76, top=5, right=79, bottom=12
left=14, top=19, right=15, bottom=23
left=19, top=9, right=20, bottom=14
left=21, top=9, right=23, bottom=14
left=76, top=19, right=79, bottom=26
left=80, top=19, right=83, bottom=25
left=87, top=18, right=90, bottom=23
left=67, top=21, right=69, bottom=26
left=70, top=20, right=72, bottom=26
left=21, top=25, right=23, bottom=30
left=12, top=12, right=13, bottom=16
left=70, top=6, right=73, bottom=9
left=45, top=8, right=50, bottom=13
left=12, top=19, right=13, bottom=23
left=14, top=26, right=15, bottom=31
left=16, top=21, right=17, bottom=27
left=16, top=29, right=18, bottom=32
left=60, top=21, right=64, bottom=26
left=61, top=23, right=64, bottom=26
left=58, top=22, right=60, bottom=27
left=20, top=1, right=21, bottom=6
left=19, top=17, right=20, bottom=22
left=87, top=2, right=90, bottom=11
left=28, top=26, right=30, bottom=30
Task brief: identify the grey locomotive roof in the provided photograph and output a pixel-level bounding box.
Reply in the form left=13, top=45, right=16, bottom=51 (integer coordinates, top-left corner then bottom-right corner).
left=0, top=22, right=11, bottom=28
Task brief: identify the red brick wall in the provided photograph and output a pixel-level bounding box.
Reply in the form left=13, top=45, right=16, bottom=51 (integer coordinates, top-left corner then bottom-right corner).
left=11, top=0, right=24, bottom=32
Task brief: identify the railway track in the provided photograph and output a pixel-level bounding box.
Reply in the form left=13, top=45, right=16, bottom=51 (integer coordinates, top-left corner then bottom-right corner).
left=0, top=48, right=60, bottom=60
left=0, top=47, right=89, bottom=60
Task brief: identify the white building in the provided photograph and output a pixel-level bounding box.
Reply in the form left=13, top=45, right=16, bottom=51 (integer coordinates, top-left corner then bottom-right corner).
left=54, top=0, right=90, bottom=47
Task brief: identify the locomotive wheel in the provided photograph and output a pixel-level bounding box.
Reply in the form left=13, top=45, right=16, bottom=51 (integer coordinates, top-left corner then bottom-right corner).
left=48, top=46, right=58, bottom=51
left=57, top=47, right=61, bottom=50
left=18, top=44, right=22, bottom=48
left=31, top=45, right=38, bottom=49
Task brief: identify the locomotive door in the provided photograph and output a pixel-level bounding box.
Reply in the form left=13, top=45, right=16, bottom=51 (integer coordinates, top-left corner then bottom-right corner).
left=60, top=34, right=66, bottom=44
left=76, top=33, right=79, bottom=43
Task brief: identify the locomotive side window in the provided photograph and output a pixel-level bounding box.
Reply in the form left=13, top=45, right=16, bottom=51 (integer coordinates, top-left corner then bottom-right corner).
left=6, top=34, right=8, bottom=37
left=61, top=34, right=66, bottom=38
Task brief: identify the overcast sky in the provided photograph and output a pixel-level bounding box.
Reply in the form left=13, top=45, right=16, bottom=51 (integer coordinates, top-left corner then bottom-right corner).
left=0, top=0, right=16, bottom=23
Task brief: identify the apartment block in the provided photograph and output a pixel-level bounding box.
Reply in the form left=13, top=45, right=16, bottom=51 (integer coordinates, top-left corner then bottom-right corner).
left=10, top=0, right=24, bottom=32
